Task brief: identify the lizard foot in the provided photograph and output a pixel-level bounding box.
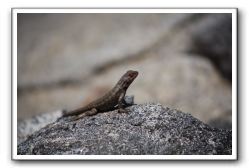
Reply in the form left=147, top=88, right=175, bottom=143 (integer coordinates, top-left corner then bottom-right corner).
left=118, top=108, right=128, bottom=113
left=70, top=108, right=98, bottom=121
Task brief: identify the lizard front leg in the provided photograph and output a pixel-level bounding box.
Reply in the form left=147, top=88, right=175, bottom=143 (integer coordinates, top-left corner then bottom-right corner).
left=118, top=91, right=127, bottom=113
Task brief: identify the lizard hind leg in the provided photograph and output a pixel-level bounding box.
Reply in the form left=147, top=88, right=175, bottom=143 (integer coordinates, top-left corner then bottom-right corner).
left=71, top=108, right=98, bottom=121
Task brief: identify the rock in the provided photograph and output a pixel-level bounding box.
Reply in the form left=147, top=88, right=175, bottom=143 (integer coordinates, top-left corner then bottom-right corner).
left=17, top=110, right=62, bottom=144
left=17, top=104, right=232, bottom=155
left=189, top=14, right=232, bottom=81
left=208, top=112, right=232, bottom=130
left=17, top=95, right=134, bottom=144
left=18, top=13, right=191, bottom=88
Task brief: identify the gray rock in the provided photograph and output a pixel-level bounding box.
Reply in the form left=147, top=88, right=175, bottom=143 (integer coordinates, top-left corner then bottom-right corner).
left=18, top=13, right=191, bottom=88
left=189, top=14, right=232, bottom=81
left=17, top=95, right=134, bottom=144
left=17, top=104, right=231, bottom=155
left=17, top=110, right=62, bottom=144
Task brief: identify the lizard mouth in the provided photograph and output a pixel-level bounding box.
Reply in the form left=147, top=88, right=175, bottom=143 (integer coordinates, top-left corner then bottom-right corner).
left=133, top=72, right=138, bottom=78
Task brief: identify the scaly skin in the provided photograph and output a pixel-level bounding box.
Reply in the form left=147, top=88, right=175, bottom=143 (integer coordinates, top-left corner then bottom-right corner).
left=62, top=70, right=138, bottom=120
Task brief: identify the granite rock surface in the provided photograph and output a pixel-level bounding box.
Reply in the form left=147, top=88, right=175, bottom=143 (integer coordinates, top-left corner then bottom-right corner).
left=17, top=104, right=232, bottom=155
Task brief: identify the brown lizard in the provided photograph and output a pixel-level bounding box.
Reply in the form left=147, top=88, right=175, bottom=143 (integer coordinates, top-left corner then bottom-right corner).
left=61, top=70, right=138, bottom=121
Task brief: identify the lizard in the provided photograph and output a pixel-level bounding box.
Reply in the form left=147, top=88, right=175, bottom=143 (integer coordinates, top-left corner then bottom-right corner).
left=60, top=70, right=138, bottom=121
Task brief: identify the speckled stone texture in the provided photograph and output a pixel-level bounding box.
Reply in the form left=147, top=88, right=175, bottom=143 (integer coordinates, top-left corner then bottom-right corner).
left=17, top=104, right=232, bottom=155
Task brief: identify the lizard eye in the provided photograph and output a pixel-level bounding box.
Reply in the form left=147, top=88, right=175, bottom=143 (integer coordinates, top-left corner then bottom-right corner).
left=129, top=73, right=135, bottom=77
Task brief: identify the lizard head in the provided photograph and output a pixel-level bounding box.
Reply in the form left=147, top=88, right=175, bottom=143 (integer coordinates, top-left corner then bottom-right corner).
left=118, top=70, right=139, bottom=90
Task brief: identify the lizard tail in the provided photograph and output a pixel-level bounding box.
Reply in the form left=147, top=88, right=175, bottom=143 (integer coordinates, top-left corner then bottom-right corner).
left=62, top=107, right=87, bottom=117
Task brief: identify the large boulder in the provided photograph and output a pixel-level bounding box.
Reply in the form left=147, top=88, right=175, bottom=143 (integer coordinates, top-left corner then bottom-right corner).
left=17, top=104, right=232, bottom=155
left=190, top=14, right=232, bottom=81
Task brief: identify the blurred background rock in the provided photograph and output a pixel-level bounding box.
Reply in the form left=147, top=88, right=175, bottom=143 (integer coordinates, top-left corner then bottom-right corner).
left=17, top=13, right=232, bottom=129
